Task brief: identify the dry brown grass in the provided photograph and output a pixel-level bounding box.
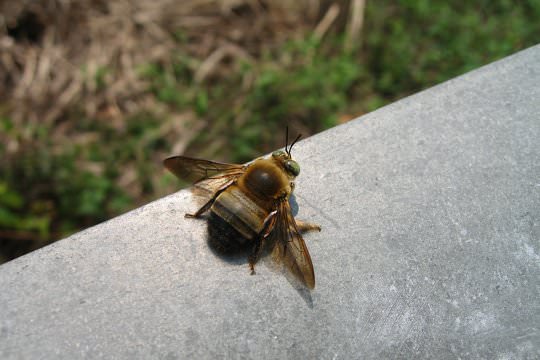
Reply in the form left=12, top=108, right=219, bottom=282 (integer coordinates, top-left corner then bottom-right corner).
left=0, top=0, right=354, bottom=133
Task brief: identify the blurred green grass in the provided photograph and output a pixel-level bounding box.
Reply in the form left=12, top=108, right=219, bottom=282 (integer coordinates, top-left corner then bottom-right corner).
left=1, top=0, right=539, bottom=263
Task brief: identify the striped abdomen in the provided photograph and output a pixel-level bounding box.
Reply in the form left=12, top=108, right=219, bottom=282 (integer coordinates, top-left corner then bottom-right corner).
left=210, top=185, right=268, bottom=248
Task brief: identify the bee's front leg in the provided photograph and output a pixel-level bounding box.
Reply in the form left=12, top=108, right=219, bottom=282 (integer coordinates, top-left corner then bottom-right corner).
left=295, top=219, right=321, bottom=233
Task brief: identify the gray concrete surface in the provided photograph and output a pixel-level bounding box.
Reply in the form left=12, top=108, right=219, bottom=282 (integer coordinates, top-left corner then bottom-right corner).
left=1, top=45, right=540, bottom=359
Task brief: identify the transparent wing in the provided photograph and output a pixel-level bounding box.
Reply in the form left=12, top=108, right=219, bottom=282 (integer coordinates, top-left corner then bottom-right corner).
left=163, top=156, right=245, bottom=198
left=270, top=200, right=315, bottom=289
left=163, top=156, right=244, bottom=183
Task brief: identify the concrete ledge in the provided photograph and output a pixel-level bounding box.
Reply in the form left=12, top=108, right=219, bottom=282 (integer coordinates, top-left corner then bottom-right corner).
left=1, top=45, right=539, bottom=359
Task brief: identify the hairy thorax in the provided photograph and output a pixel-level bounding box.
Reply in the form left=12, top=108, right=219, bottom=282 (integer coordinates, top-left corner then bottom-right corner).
left=238, top=159, right=291, bottom=201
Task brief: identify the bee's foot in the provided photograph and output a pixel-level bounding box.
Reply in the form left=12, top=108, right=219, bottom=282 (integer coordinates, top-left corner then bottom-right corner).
left=184, top=213, right=196, bottom=218
left=296, top=220, right=322, bottom=233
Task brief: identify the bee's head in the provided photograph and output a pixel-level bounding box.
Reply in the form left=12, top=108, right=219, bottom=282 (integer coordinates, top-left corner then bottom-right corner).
left=272, top=128, right=301, bottom=177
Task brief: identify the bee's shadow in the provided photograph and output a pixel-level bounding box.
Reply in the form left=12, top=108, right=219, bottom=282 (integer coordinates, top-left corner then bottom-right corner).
left=206, top=237, right=251, bottom=266
left=204, top=212, right=251, bottom=266
left=289, top=193, right=299, bottom=216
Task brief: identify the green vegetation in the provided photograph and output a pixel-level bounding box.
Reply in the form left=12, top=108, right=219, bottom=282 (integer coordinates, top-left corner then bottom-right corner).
left=364, top=1, right=540, bottom=95
left=1, top=1, right=539, bottom=263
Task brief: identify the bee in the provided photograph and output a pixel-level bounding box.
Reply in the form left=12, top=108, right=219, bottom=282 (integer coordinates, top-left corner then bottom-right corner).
left=164, top=130, right=321, bottom=289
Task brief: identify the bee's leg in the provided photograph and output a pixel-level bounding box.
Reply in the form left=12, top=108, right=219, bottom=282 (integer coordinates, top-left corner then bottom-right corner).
left=249, top=210, right=278, bottom=274
left=295, top=220, right=321, bottom=233
left=184, top=200, right=213, bottom=218
left=185, top=180, right=234, bottom=218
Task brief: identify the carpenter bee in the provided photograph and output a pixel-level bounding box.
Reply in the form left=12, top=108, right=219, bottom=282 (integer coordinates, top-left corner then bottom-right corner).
left=164, top=130, right=321, bottom=289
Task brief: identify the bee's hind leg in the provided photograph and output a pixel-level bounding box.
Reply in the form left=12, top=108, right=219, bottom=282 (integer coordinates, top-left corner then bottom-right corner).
left=295, top=219, right=321, bottom=233
left=185, top=180, right=235, bottom=218
left=185, top=198, right=214, bottom=218
left=249, top=210, right=278, bottom=274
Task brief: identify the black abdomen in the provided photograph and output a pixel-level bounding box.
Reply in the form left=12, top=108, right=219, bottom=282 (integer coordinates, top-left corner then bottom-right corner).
left=207, top=212, right=250, bottom=254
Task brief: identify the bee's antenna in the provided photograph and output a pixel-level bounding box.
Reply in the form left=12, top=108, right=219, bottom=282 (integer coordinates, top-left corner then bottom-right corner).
left=284, top=126, right=301, bottom=156
left=289, top=133, right=302, bottom=155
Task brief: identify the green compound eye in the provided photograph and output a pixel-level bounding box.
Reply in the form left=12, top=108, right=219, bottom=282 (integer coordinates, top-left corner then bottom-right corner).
left=285, top=160, right=300, bottom=176
left=272, top=150, right=286, bottom=158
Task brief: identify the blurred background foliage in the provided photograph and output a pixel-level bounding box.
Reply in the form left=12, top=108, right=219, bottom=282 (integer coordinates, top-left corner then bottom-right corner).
left=0, top=0, right=539, bottom=264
